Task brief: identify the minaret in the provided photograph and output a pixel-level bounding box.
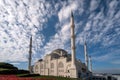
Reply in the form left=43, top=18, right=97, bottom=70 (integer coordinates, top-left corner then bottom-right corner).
left=70, top=11, right=76, bottom=68
left=69, top=11, right=77, bottom=78
left=89, top=56, right=92, bottom=72
left=28, top=36, right=32, bottom=73
left=84, top=42, right=89, bottom=69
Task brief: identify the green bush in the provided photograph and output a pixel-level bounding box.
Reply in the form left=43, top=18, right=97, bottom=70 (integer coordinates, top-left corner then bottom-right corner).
left=18, top=74, right=40, bottom=77
left=0, top=69, right=29, bottom=75
left=17, top=70, right=30, bottom=74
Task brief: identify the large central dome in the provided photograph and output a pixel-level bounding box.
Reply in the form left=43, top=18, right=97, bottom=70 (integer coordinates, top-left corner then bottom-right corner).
left=52, top=49, right=67, bottom=54
left=50, top=49, right=68, bottom=59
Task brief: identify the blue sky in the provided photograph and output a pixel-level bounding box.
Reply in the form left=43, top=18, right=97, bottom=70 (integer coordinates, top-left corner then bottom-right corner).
left=0, top=0, right=120, bottom=73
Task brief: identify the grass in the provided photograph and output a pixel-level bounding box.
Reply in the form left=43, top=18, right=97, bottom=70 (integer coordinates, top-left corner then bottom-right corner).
left=0, top=68, right=9, bottom=71
left=17, top=74, right=83, bottom=80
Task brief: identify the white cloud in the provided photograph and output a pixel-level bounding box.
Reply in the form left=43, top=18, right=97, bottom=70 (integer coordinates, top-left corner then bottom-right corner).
left=109, top=0, right=118, bottom=10
left=10, top=62, right=20, bottom=65
left=42, top=1, right=81, bottom=56
left=92, top=49, right=120, bottom=64
left=84, top=21, right=91, bottom=31
left=58, top=1, right=78, bottom=22
left=107, top=0, right=119, bottom=19
left=111, top=60, right=120, bottom=65
left=43, top=23, right=71, bottom=55
left=0, top=0, right=53, bottom=62
left=90, top=0, right=100, bottom=11
left=76, top=0, right=120, bottom=47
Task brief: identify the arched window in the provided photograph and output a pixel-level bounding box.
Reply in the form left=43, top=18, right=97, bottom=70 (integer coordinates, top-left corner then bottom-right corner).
left=51, top=63, right=54, bottom=68
left=66, top=64, right=71, bottom=72
left=82, top=68, right=86, bottom=72
left=58, top=62, right=64, bottom=68
left=40, top=64, right=43, bottom=69
left=35, top=65, right=38, bottom=72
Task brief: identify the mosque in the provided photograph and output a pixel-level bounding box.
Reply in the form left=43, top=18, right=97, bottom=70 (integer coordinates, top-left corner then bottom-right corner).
left=30, top=12, right=91, bottom=78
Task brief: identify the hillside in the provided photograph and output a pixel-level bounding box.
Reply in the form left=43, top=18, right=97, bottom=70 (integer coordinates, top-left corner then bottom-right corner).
left=0, top=62, right=29, bottom=74
left=0, top=62, right=18, bottom=70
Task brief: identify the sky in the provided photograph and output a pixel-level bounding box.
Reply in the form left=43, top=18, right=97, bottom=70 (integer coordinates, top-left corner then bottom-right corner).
left=0, top=0, right=120, bottom=74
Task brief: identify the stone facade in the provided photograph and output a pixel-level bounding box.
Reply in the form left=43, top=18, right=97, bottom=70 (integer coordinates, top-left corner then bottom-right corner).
left=33, top=49, right=89, bottom=78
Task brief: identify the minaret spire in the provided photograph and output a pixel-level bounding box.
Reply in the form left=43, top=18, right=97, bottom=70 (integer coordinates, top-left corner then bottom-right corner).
left=70, top=11, right=76, bottom=68
left=84, top=41, right=89, bottom=69
left=28, top=36, right=32, bottom=73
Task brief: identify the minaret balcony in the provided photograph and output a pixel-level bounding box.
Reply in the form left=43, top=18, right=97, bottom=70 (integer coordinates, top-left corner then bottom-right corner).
left=71, top=35, right=75, bottom=38
left=71, top=46, right=76, bottom=49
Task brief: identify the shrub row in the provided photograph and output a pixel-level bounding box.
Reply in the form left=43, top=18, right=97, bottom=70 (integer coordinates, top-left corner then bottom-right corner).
left=18, top=74, right=40, bottom=77
left=0, top=70, right=29, bottom=75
